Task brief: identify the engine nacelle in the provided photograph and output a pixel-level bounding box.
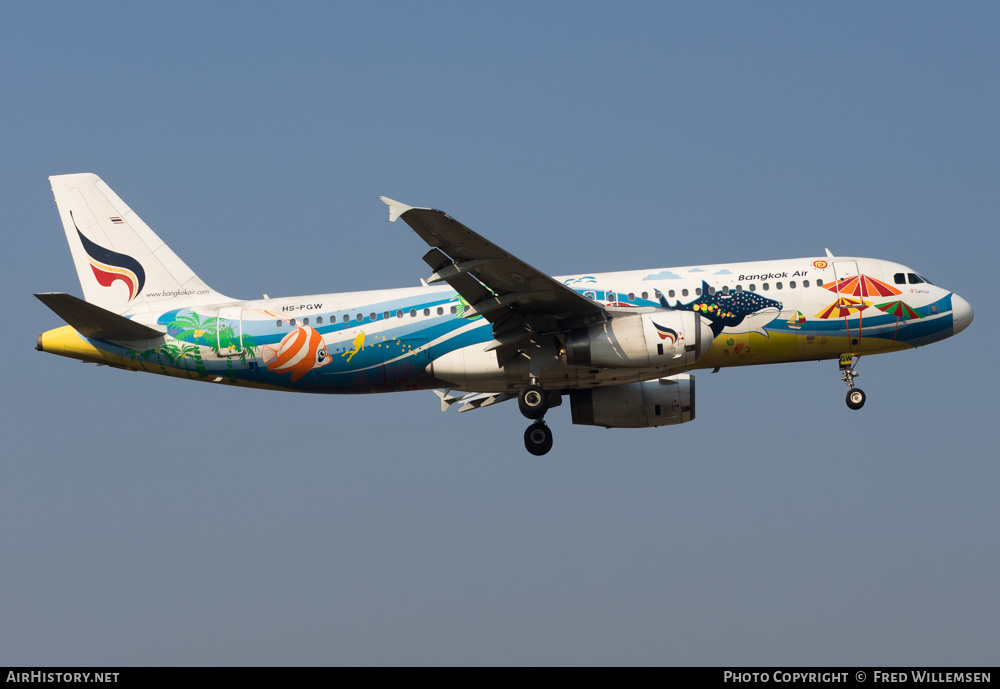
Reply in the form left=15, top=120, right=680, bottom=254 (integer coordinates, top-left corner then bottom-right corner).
left=565, top=312, right=713, bottom=369
left=569, top=374, right=695, bottom=428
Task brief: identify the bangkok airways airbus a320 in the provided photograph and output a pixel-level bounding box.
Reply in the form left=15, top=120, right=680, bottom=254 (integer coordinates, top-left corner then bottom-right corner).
left=36, top=173, right=973, bottom=455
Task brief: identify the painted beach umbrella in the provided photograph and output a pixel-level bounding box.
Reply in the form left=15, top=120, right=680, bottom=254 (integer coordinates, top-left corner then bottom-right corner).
left=816, top=296, right=870, bottom=348
left=824, top=274, right=898, bottom=345
left=873, top=299, right=922, bottom=344
left=816, top=296, right=869, bottom=320
left=825, top=274, right=902, bottom=298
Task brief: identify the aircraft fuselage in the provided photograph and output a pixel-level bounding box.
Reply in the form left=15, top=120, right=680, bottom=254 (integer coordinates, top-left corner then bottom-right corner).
left=38, top=255, right=972, bottom=394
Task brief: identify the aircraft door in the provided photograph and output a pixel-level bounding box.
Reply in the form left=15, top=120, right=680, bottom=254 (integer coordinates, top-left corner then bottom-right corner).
left=216, top=305, right=243, bottom=357
left=832, top=261, right=859, bottom=293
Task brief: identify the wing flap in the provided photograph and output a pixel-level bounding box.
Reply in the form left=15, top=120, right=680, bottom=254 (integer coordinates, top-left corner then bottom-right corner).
left=435, top=389, right=515, bottom=413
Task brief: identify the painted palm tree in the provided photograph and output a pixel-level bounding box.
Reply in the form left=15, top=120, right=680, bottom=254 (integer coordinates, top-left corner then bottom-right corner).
left=169, top=311, right=218, bottom=347
left=168, top=311, right=216, bottom=377
left=125, top=348, right=152, bottom=372
left=158, top=341, right=204, bottom=377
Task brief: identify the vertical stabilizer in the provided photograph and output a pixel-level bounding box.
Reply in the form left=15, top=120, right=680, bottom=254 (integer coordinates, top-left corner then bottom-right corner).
left=49, top=173, right=231, bottom=314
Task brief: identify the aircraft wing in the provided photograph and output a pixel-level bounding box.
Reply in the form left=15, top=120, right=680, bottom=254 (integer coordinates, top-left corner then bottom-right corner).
left=381, top=197, right=607, bottom=363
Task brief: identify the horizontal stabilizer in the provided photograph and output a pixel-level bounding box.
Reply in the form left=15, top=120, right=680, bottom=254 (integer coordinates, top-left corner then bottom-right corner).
left=35, top=292, right=164, bottom=341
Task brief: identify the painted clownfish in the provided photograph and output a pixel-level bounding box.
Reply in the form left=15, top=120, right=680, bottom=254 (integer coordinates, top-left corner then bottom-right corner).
left=263, top=326, right=333, bottom=382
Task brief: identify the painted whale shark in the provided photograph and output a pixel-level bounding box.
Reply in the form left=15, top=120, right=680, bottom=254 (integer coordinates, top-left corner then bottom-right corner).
left=659, top=281, right=783, bottom=336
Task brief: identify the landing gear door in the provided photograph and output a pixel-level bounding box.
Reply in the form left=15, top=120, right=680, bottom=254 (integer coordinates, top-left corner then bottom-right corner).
left=216, top=305, right=243, bottom=357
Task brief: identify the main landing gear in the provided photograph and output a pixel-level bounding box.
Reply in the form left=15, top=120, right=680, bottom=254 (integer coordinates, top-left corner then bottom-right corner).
left=519, top=383, right=554, bottom=455
left=518, top=384, right=548, bottom=419
left=839, top=353, right=866, bottom=410
left=524, top=421, right=553, bottom=456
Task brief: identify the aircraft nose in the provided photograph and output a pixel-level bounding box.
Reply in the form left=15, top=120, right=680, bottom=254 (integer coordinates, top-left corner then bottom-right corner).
left=952, top=294, right=974, bottom=335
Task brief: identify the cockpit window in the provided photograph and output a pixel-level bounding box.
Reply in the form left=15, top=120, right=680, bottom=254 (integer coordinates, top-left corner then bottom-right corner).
left=902, top=272, right=934, bottom=286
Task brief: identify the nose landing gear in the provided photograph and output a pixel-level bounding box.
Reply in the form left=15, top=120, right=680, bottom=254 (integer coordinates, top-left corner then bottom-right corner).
left=519, top=383, right=555, bottom=455
left=840, top=353, right=866, bottom=410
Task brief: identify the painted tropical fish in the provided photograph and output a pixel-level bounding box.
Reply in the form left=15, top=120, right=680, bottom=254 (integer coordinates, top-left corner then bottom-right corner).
left=660, top=281, right=782, bottom=336
left=263, top=326, right=333, bottom=382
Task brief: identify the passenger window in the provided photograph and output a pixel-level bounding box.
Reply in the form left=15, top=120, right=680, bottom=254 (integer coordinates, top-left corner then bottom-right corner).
left=628, top=292, right=635, bottom=301
left=894, top=273, right=906, bottom=285
left=654, top=289, right=662, bottom=298
left=816, top=280, right=823, bottom=288
left=789, top=281, right=796, bottom=289
left=396, top=310, right=403, bottom=318
left=735, top=285, right=742, bottom=292
left=682, top=289, right=689, bottom=297
left=369, top=312, right=376, bottom=320
left=641, top=292, right=648, bottom=300
left=707, top=286, right=715, bottom=295
left=356, top=314, right=363, bottom=322
left=302, top=317, right=309, bottom=325
left=722, top=286, right=730, bottom=295
left=803, top=280, right=809, bottom=288
left=316, top=316, right=323, bottom=324
left=383, top=311, right=390, bottom=319
left=668, top=290, right=675, bottom=298
left=450, top=306, right=457, bottom=314
left=423, top=308, right=430, bottom=316
left=409, top=309, right=416, bottom=317
left=276, top=320, right=283, bottom=328
left=695, top=288, right=702, bottom=296
left=776, top=282, right=783, bottom=290
left=749, top=284, right=755, bottom=291
left=437, top=307, right=443, bottom=315
left=763, top=283, right=769, bottom=291
left=343, top=315, right=350, bottom=323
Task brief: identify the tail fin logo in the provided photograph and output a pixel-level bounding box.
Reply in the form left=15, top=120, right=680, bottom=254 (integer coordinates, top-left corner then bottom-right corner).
left=72, top=212, right=146, bottom=301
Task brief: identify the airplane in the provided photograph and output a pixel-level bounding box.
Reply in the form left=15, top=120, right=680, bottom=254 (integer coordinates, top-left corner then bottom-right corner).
left=36, top=173, right=973, bottom=455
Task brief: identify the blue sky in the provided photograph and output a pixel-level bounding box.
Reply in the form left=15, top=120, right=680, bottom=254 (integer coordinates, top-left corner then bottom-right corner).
left=2, top=2, right=997, bottom=666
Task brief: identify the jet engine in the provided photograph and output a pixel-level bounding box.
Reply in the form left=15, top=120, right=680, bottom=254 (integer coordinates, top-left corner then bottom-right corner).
left=569, top=374, right=695, bottom=428
left=564, top=312, right=713, bottom=369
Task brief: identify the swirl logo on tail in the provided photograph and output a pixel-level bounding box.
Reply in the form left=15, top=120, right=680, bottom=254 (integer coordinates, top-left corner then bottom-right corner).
left=72, top=212, right=145, bottom=301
